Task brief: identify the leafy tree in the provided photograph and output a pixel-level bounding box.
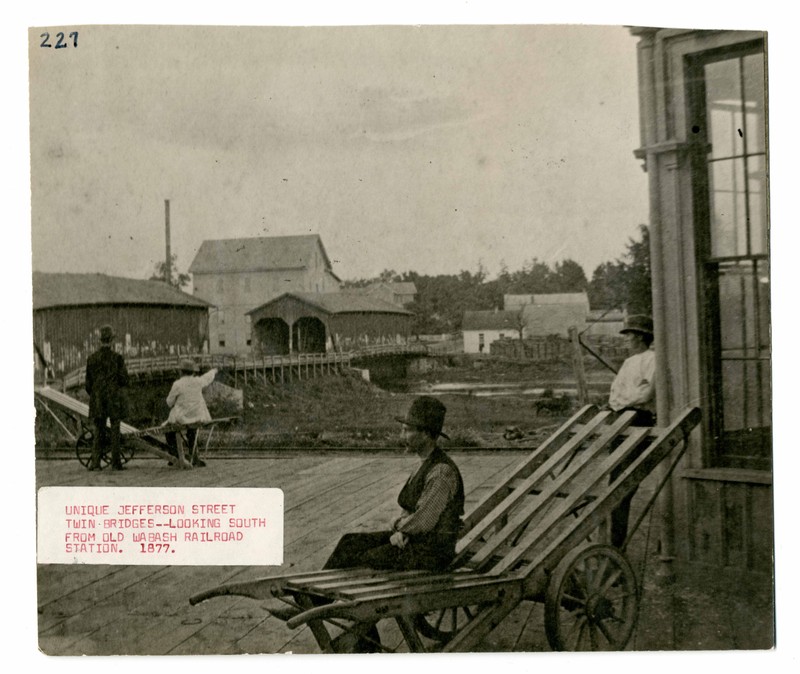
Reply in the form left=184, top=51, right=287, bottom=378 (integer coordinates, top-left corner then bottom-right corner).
left=588, top=225, right=652, bottom=315
left=553, top=259, right=589, bottom=292
left=150, top=254, right=191, bottom=290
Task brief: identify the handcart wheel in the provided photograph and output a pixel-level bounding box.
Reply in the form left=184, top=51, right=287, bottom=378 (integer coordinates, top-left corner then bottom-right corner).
left=544, top=543, right=639, bottom=651
left=413, top=604, right=483, bottom=644
left=75, top=429, right=134, bottom=466
left=75, top=428, right=96, bottom=467
left=119, top=440, right=135, bottom=465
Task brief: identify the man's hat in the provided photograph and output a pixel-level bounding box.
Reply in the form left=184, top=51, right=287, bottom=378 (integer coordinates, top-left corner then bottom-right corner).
left=99, top=325, right=115, bottom=343
left=396, top=396, right=450, bottom=439
left=180, top=358, right=198, bottom=374
left=620, top=314, right=654, bottom=338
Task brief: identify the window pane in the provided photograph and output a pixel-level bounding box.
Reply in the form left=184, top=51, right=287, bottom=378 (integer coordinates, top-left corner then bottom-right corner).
left=710, top=159, right=747, bottom=257
left=705, top=59, right=743, bottom=159
left=748, top=154, right=768, bottom=255
left=743, top=53, right=767, bottom=154
left=760, top=358, right=773, bottom=427
left=718, top=262, right=756, bottom=353
left=745, top=360, right=767, bottom=429
left=721, top=360, right=745, bottom=431
left=720, top=360, right=770, bottom=433
left=757, top=259, right=770, bottom=352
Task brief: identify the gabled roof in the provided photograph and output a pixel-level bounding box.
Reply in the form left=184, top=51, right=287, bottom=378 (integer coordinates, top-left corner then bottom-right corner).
left=587, top=309, right=626, bottom=322
left=387, top=282, right=417, bottom=295
left=505, top=292, right=589, bottom=308
left=359, top=281, right=418, bottom=299
left=462, top=310, right=521, bottom=331
left=532, top=292, right=589, bottom=305
left=32, top=272, right=210, bottom=310
left=189, top=234, right=338, bottom=278
left=248, top=292, right=412, bottom=316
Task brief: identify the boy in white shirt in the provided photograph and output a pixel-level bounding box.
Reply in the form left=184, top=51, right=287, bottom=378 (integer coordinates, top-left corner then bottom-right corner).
left=164, top=359, right=218, bottom=466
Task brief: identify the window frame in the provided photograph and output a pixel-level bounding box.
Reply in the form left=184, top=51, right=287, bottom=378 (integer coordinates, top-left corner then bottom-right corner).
left=687, top=39, right=771, bottom=471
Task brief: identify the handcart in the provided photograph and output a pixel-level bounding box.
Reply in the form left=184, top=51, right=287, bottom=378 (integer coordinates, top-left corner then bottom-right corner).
left=190, top=405, right=701, bottom=652
left=35, top=386, right=235, bottom=470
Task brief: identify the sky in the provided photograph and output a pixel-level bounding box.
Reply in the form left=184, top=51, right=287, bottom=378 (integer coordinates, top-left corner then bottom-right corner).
left=29, top=22, right=649, bottom=283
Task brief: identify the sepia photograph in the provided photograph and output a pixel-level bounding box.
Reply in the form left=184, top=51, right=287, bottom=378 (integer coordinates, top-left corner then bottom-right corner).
left=17, top=4, right=788, bottom=665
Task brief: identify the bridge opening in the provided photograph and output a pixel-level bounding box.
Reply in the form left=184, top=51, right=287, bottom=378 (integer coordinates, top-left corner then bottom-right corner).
left=254, top=318, right=290, bottom=355
left=292, top=317, right=326, bottom=354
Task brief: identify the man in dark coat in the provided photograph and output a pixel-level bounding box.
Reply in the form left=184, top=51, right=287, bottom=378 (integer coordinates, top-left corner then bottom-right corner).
left=85, top=325, right=129, bottom=471
left=268, top=396, right=465, bottom=651
left=322, top=396, right=465, bottom=572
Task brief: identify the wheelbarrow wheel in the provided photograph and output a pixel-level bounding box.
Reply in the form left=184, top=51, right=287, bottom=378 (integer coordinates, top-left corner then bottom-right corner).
left=413, top=604, right=483, bottom=644
left=118, top=440, right=135, bottom=465
left=75, top=429, right=134, bottom=467
left=75, top=428, right=97, bottom=467
left=544, top=543, right=639, bottom=651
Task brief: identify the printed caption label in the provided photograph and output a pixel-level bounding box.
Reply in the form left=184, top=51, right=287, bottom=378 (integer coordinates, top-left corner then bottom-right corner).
left=37, top=487, right=283, bottom=565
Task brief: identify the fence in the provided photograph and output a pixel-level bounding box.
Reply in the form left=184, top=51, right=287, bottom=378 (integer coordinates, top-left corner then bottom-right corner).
left=488, top=334, right=629, bottom=364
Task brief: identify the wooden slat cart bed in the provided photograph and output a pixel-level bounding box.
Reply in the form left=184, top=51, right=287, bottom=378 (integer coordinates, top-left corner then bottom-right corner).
left=190, top=405, right=701, bottom=652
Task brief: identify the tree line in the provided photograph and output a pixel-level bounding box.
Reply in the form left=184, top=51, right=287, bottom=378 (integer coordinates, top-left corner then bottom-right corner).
left=345, top=224, right=652, bottom=335
left=151, top=225, right=652, bottom=337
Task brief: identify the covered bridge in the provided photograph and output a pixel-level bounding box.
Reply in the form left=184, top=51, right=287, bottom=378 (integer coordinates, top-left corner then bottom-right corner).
left=33, top=272, right=211, bottom=378
left=247, top=292, right=412, bottom=355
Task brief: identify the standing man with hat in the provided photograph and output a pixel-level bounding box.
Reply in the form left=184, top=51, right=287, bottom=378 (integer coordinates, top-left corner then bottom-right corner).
left=607, top=314, right=656, bottom=548
left=163, top=359, right=218, bottom=466
left=85, top=325, right=129, bottom=471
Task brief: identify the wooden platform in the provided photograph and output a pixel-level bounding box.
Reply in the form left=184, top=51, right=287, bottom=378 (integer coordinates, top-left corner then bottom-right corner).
left=35, top=451, right=766, bottom=655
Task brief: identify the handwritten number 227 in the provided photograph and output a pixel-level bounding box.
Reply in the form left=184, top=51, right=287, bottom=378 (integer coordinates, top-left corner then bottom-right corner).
left=40, top=31, right=79, bottom=49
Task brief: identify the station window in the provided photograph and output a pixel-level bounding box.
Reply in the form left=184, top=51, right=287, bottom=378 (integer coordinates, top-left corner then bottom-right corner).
left=689, top=40, right=770, bottom=470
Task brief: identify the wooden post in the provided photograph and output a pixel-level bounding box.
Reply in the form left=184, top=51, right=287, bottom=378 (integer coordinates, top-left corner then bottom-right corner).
left=164, top=199, right=171, bottom=284
left=568, top=326, right=589, bottom=405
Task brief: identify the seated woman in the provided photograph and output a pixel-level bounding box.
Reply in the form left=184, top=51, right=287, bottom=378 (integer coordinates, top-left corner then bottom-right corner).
left=163, top=359, right=218, bottom=467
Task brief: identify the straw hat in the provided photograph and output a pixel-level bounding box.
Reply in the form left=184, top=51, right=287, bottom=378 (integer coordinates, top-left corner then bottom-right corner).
left=620, top=314, right=654, bottom=338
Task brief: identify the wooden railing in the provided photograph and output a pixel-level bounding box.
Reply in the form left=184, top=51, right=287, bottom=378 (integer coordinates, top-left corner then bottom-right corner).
left=62, top=351, right=361, bottom=391
left=59, top=341, right=442, bottom=391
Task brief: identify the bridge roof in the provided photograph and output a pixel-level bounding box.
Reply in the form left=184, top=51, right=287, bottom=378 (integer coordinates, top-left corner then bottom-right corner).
left=462, top=310, right=520, bottom=331
left=32, top=272, right=211, bottom=310
left=248, top=292, right=412, bottom=316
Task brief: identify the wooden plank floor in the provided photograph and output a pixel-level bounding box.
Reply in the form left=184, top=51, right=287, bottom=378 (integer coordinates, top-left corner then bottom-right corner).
left=35, top=451, right=771, bottom=655
left=37, top=451, right=556, bottom=655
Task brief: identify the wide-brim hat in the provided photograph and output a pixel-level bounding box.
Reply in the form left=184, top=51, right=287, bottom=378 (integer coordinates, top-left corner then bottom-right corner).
left=396, top=396, right=450, bottom=439
left=620, top=314, right=654, bottom=338
left=99, top=325, right=115, bottom=343
left=180, top=358, right=198, bottom=374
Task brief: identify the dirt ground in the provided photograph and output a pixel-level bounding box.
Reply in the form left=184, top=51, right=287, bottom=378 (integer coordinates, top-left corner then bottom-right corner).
left=211, top=356, right=611, bottom=450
